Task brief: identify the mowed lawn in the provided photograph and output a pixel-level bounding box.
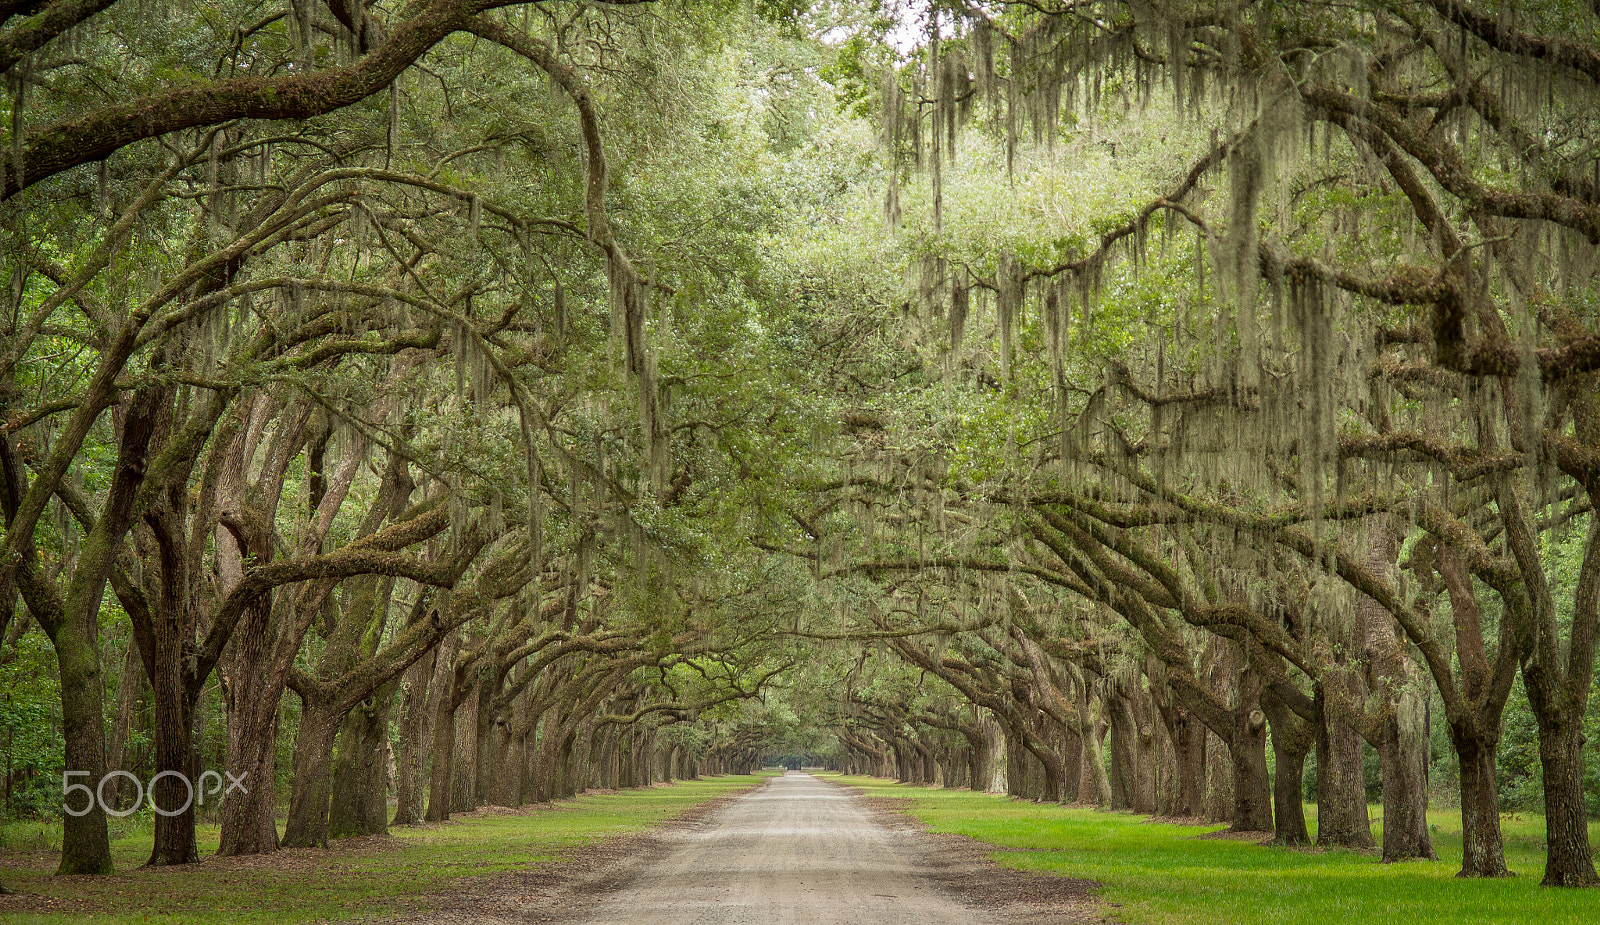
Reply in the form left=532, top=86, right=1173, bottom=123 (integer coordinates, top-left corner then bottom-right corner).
left=824, top=774, right=1600, bottom=925
left=0, top=774, right=769, bottom=925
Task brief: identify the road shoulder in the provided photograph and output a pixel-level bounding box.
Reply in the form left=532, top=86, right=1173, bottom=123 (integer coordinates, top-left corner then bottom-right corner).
left=835, top=782, right=1105, bottom=925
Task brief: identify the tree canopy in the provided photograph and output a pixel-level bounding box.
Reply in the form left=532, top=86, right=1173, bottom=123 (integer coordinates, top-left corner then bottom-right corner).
left=3, top=0, right=1600, bottom=893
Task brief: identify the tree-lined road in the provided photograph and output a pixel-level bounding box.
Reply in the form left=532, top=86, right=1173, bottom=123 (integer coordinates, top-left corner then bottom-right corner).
left=569, top=773, right=983, bottom=925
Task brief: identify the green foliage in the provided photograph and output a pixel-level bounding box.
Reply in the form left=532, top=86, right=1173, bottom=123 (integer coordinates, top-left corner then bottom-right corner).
left=0, top=631, right=63, bottom=820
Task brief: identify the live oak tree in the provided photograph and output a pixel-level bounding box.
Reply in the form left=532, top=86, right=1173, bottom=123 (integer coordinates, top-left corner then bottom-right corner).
left=746, top=0, right=1600, bottom=885
left=1, top=0, right=812, bottom=873
left=7, top=0, right=1600, bottom=898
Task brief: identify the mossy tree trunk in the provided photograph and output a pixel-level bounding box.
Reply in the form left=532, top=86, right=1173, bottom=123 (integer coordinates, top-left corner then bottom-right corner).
left=11, top=381, right=164, bottom=876
left=1228, top=665, right=1273, bottom=834
left=1314, top=683, right=1376, bottom=850
left=1260, top=684, right=1313, bottom=847
left=391, top=644, right=440, bottom=826
left=1502, top=492, right=1600, bottom=886
left=327, top=681, right=396, bottom=839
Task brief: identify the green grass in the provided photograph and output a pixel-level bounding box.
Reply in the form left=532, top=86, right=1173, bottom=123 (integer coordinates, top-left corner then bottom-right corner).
left=0, top=774, right=770, bottom=924
left=821, top=774, right=1600, bottom=925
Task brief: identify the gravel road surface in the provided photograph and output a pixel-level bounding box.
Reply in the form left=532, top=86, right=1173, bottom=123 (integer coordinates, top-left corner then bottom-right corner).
left=567, top=771, right=987, bottom=925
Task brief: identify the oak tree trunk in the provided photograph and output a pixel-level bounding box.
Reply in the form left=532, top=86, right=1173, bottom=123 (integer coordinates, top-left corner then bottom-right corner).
left=1532, top=714, right=1598, bottom=886
left=145, top=665, right=199, bottom=866
left=1453, top=728, right=1510, bottom=878
left=1260, top=687, right=1312, bottom=846
left=1314, top=685, right=1375, bottom=848
left=327, top=684, right=394, bottom=839
left=216, top=598, right=282, bottom=856
left=1228, top=667, right=1273, bottom=834
left=280, top=698, right=341, bottom=848
left=390, top=647, right=437, bottom=826
left=1375, top=690, right=1436, bottom=862
left=55, top=625, right=114, bottom=874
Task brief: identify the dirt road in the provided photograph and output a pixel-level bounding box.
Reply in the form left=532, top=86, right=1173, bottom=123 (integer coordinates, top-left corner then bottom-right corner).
left=566, top=771, right=988, bottom=924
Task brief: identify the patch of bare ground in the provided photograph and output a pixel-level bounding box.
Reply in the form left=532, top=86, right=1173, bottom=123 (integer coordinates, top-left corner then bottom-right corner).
left=1194, top=827, right=1275, bottom=844
left=397, top=783, right=762, bottom=925
left=0, top=835, right=402, bottom=916
left=0, top=883, right=99, bottom=916
left=845, top=788, right=1106, bottom=924
left=1142, top=814, right=1219, bottom=827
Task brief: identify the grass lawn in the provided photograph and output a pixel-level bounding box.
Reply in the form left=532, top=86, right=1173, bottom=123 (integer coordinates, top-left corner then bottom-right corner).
left=0, top=774, right=769, bottom=924
left=822, top=773, right=1600, bottom=925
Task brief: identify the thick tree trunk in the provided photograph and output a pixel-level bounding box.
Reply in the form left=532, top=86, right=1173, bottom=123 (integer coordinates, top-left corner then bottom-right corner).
left=1453, top=728, right=1510, bottom=878
left=145, top=666, right=199, bottom=866
left=1356, top=524, right=1436, bottom=862
left=1024, top=730, right=1064, bottom=803
left=594, top=726, right=619, bottom=789
left=618, top=730, right=638, bottom=789
left=1003, top=726, right=1030, bottom=799
left=489, top=708, right=516, bottom=805
left=55, top=624, right=114, bottom=874
left=1107, top=689, right=1157, bottom=814
left=637, top=731, right=655, bottom=787
left=1202, top=727, right=1233, bottom=823
left=1082, top=716, right=1113, bottom=806
left=326, top=683, right=394, bottom=839
left=1151, top=678, right=1203, bottom=818
left=142, top=530, right=206, bottom=868
left=1260, top=687, right=1312, bottom=847
left=1075, top=740, right=1096, bottom=803
left=1056, top=725, right=1083, bottom=803
left=390, top=646, right=437, bottom=826
left=425, top=669, right=460, bottom=822
left=1171, top=710, right=1207, bottom=817
left=1106, top=702, right=1133, bottom=810
left=984, top=715, right=1007, bottom=792
left=663, top=744, right=680, bottom=784
left=1270, top=734, right=1310, bottom=847
left=506, top=725, right=530, bottom=803
left=450, top=674, right=481, bottom=813
left=503, top=676, right=532, bottom=805
left=1314, top=685, right=1375, bottom=848
left=1199, top=639, right=1234, bottom=825
left=472, top=676, right=498, bottom=804
left=964, top=729, right=989, bottom=792
left=216, top=597, right=281, bottom=856
left=1353, top=517, right=1434, bottom=861
left=216, top=698, right=279, bottom=854
left=1228, top=668, right=1273, bottom=834
left=1533, top=715, right=1598, bottom=886
left=280, top=698, right=341, bottom=848
left=558, top=725, right=583, bottom=798
left=532, top=709, right=561, bottom=803
left=940, top=748, right=965, bottom=789
left=918, top=736, right=938, bottom=785
left=1375, top=689, right=1436, bottom=862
